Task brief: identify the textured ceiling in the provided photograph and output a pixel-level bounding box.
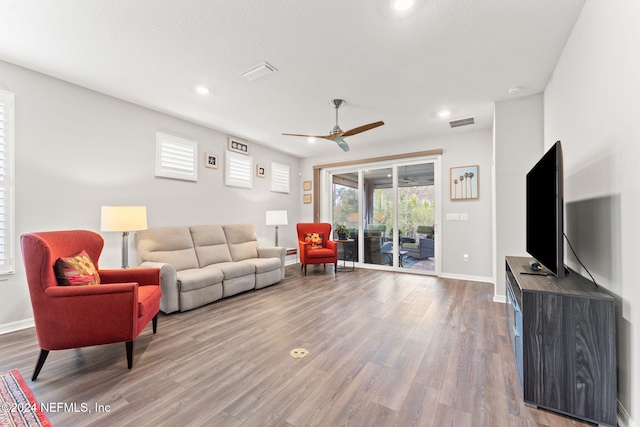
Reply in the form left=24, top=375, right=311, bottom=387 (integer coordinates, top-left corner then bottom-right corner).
left=0, top=0, right=585, bottom=158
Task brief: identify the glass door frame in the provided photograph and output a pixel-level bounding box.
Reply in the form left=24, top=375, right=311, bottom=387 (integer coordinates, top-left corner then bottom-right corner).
left=321, top=154, right=441, bottom=276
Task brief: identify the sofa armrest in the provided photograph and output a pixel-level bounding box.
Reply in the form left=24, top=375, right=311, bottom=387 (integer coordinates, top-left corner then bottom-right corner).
left=258, top=246, right=285, bottom=259
left=258, top=246, right=286, bottom=280
left=139, top=261, right=179, bottom=314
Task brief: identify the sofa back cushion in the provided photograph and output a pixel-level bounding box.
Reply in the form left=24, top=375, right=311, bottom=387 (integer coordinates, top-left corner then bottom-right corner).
left=190, top=225, right=233, bottom=267
left=223, top=224, right=258, bottom=261
left=135, top=227, right=199, bottom=271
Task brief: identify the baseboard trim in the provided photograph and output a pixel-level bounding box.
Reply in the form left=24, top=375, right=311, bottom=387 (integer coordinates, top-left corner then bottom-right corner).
left=617, top=399, right=635, bottom=427
left=440, top=272, right=493, bottom=284
left=0, top=318, right=34, bottom=335
left=493, top=294, right=507, bottom=304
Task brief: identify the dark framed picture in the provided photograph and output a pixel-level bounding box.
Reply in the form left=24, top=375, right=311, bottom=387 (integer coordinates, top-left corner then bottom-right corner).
left=256, top=164, right=266, bottom=178
left=204, top=152, right=218, bottom=169
left=450, top=165, right=479, bottom=200
left=228, top=136, right=250, bottom=155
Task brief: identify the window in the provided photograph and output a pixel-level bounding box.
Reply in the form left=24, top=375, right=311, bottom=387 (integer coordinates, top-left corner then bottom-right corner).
left=155, top=132, right=198, bottom=181
left=271, top=162, right=290, bottom=193
left=225, top=150, right=253, bottom=188
left=0, top=90, right=15, bottom=275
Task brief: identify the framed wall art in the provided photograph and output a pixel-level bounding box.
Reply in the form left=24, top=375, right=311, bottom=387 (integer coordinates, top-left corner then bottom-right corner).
left=450, top=165, right=479, bottom=200
left=204, top=152, right=218, bottom=169
left=228, top=136, right=250, bottom=155
left=303, top=180, right=312, bottom=191
left=303, top=194, right=312, bottom=204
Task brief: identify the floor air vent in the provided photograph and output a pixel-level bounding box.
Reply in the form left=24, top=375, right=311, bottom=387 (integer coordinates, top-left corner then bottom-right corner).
left=449, top=117, right=475, bottom=128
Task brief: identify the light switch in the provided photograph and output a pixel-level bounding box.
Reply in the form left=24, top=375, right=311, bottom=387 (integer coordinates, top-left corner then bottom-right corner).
left=460, top=213, right=468, bottom=221
left=446, top=213, right=460, bottom=221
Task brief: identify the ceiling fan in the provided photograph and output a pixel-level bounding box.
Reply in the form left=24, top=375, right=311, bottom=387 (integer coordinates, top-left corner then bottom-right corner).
left=282, top=99, right=384, bottom=152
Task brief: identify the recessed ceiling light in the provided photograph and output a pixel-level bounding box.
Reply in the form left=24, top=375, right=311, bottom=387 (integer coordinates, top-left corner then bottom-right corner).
left=508, top=87, right=522, bottom=95
left=195, top=86, right=210, bottom=95
left=394, top=0, right=413, bottom=11
left=438, top=110, right=451, bottom=118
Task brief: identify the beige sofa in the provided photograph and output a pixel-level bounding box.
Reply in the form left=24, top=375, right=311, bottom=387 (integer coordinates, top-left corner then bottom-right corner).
left=135, top=224, right=285, bottom=313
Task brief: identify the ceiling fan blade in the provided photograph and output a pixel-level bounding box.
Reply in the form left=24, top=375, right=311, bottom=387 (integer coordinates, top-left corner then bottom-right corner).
left=282, top=132, right=334, bottom=139
left=341, top=121, right=384, bottom=137
left=333, top=137, right=350, bottom=152
left=283, top=132, right=321, bottom=138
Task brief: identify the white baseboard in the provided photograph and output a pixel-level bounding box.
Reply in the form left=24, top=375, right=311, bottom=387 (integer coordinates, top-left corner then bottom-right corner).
left=618, top=400, right=635, bottom=427
left=0, top=318, right=34, bottom=335
left=493, top=294, right=506, bottom=304
left=440, top=272, right=493, bottom=284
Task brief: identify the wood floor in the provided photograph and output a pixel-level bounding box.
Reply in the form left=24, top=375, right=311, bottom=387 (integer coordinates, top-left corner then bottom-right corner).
left=0, top=265, right=593, bottom=427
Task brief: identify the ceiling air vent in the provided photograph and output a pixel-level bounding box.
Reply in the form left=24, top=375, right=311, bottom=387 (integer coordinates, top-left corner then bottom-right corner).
left=242, top=62, right=277, bottom=81
left=449, top=117, right=475, bottom=128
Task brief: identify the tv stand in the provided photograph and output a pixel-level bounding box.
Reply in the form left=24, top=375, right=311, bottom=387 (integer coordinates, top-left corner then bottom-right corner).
left=505, top=256, right=616, bottom=426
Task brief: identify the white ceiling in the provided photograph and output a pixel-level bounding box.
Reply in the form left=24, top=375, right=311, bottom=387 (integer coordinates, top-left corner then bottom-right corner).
left=0, top=0, right=584, bottom=158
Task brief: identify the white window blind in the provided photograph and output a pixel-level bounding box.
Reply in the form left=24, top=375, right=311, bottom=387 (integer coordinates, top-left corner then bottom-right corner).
left=225, top=151, right=253, bottom=189
left=155, top=132, right=198, bottom=181
left=0, top=90, right=14, bottom=275
left=271, top=162, right=290, bottom=193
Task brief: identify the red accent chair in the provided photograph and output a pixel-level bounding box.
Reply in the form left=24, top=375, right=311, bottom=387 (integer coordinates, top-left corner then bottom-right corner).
left=296, top=223, right=338, bottom=275
left=20, top=230, right=162, bottom=380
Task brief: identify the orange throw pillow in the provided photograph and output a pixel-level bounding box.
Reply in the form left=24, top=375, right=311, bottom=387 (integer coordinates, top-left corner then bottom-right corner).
left=304, top=233, right=324, bottom=249
left=54, top=250, right=101, bottom=286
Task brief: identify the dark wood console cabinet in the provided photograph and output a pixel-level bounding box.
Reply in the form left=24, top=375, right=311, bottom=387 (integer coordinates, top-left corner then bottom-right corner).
left=505, top=256, right=617, bottom=426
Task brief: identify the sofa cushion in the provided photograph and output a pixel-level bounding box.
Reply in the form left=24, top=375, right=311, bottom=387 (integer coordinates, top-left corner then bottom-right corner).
left=54, top=250, right=100, bottom=286
left=177, top=268, right=224, bottom=292
left=223, top=224, right=259, bottom=261
left=135, top=227, right=199, bottom=271
left=190, top=225, right=233, bottom=267
left=242, top=257, right=282, bottom=274
left=205, top=261, right=254, bottom=280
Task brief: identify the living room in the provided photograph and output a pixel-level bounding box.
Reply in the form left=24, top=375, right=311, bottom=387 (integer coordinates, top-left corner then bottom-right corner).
left=0, top=1, right=638, bottom=426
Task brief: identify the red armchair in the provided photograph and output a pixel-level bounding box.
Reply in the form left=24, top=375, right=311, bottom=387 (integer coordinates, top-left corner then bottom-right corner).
left=20, top=230, right=162, bottom=380
left=296, top=223, right=338, bottom=275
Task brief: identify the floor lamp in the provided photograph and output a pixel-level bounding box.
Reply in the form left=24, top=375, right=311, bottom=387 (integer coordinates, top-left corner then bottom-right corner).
left=265, top=210, right=288, bottom=247
left=100, top=206, right=148, bottom=268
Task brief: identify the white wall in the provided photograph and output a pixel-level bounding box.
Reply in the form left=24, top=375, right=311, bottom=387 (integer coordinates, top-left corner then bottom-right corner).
left=493, top=94, right=544, bottom=300
left=300, top=129, right=494, bottom=281
left=0, top=60, right=301, bottom=331
left=544, top=1, right=639, bottom=424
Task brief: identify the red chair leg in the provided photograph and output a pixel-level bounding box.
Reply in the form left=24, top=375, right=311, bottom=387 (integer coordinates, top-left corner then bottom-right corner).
left=32, top=349, right=49, bottom=380
left=126, top=341, right=134, bottom=369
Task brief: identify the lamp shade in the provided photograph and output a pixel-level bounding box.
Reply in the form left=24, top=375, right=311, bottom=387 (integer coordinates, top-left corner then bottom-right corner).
left=100, top=206, right=148, bottom=232
left=265, top=210, right=288, bottom=226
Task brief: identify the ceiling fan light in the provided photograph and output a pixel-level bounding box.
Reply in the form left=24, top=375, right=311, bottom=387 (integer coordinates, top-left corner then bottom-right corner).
left=307, top=137, right=316, bottom=143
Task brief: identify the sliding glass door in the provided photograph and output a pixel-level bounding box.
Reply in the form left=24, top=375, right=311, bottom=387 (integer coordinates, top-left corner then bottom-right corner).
left=328, top=156, right=440, bottom=275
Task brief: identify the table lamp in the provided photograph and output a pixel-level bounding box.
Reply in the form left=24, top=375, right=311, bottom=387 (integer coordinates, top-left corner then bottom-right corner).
left=100, top=206, right=148, bottom=268
left=265, top=210, right=287, bottom=246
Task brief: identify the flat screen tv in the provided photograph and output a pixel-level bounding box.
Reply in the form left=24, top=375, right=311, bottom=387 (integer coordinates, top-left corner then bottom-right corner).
left=526, top=140, right=566, bottom=278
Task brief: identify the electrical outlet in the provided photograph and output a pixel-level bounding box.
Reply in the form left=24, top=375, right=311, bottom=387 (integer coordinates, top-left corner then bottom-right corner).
left=463, top=254, right=469, bottom=262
